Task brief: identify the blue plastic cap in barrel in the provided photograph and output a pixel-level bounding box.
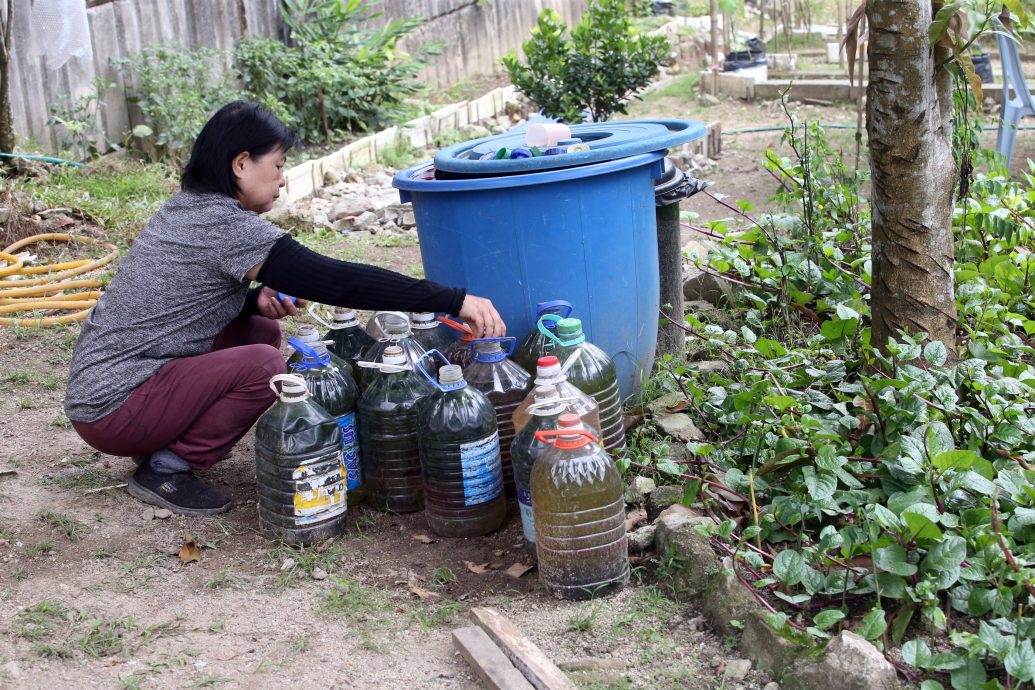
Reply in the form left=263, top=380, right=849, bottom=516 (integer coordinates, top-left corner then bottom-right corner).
left=433, top=120, right=707, bottom=176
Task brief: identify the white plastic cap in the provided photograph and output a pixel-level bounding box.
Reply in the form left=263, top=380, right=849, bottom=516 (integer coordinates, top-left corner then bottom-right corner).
left=296, top=324, right=319, bottom=341
left=382, top=345, right=406, bottom=367
left=411, top=312, right=437, bottom=329
left=439, top=364, right=464, bottom=385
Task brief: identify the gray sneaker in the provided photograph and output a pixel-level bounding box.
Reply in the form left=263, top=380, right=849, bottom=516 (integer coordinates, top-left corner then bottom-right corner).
left=127, top=464, right=232, bottom=515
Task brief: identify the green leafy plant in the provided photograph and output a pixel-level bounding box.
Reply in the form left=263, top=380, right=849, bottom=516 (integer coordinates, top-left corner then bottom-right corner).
left=235, top=0, right=434, bottom=143
left=501, top=0, right=669, bottom=123
left=115, top=45, right=243, bottom=164
left=46, top=79, right=115, bottom=160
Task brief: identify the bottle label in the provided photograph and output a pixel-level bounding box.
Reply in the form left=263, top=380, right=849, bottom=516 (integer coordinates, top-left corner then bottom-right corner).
left=517, top=488, right=536, bottom=544
left=459, top=431, right=503, bottom=506
left=337, top=411, right=362, bottom=491
left=292, top=452, right=347, bottom=525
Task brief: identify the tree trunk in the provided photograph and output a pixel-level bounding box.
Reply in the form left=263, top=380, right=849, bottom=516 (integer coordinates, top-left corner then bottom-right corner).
left=0, top=0, right=13, bottom=155
left=866, top=0, right=958, bottom=361
left=710, top=0, right=719, bottom=93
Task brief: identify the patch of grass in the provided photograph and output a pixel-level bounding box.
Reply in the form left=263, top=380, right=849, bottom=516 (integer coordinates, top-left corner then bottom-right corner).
left=117, top=553, right=166, bottom=591
left=287, top=635, right=311, bottom=653
left=39, top=509, right=84, bottom=541
left=641, top=73, right=701, bottom=105
left=268, top=541, right=343, bottom=586
left=190, top=673, right=229, bottom=688
left=377, top=141, right=421, bottom=170
left=117, top=672, right=148, bottom=690
left=22, top=159, right=178, bottom=243
left=370, top=232, right=419, bottom=248
left=16, top=599, right=80, bottom=643
left=50, top=414, right=72, bottom=429
left=568, top=602, right=601, bottom=633
left=431, top=565, right=457, bottom=587
left=411, top=599, right=465, bottom=631
left=78, top=615, right=137, bottom=658
left=321, top=577, right=395, bottom=649
left=42, top=465, right=117, bottom=491
left=18, top=397, right=35, bottom=410
left=202, top=566, right=252, bottom=590
left=23, top=539, right=54, bottom=557
left=2, top=369, right=35, bottom=384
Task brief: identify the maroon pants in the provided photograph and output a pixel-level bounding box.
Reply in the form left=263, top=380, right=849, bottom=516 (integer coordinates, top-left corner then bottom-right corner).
left=73, top=316, right=287, bottom=471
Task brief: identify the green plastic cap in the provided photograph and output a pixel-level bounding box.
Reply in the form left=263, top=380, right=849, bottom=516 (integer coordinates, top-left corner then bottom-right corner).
left=556, top=318, right=584, bottom=338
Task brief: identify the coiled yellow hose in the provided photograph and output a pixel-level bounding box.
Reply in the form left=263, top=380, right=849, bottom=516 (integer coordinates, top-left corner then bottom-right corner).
left=0, top=233, right=118, bottom=327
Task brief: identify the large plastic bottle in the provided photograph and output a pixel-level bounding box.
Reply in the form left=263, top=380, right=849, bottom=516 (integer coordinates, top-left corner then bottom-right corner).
left=533, top=414, right=628, bottom=600
left=310, top=304, right=375, bottom=372
left=357, top=312, right=427, bottom=390
left=510, top=384, right=566, bottom=561
left=286, top=323, right=321, bottom=369
left=513, top=300, right=574, bottom=375
left=541, top=317, right=627, bottom=455
left=287, top=338, right=365, bottom=506
left=463, top=338, right=532, bottom=496
left=415, top=351, right=507, bottom=537
left=438, top=316, right=476, bottom=369
left=410, top=312, right=453, bottom=353
left=255, top=374, right=347, bottom=545
left=357, top=345, right=434, bottom=513
left=512, top=355, right=602, bottom=437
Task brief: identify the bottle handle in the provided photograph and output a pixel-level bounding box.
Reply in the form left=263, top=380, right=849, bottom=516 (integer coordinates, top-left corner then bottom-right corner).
left=307, top=303, right=333, bottom=329
left=469, top=336, right=517, bottom=359
left=287, top=336, right=330, bottom=371
left=537, top=314, right=564, bottom=343
left=414, top=349, right=453, bottom=391
left=436, top=315, right=473, bottom=336
left=536, top=300, right=573, bottom=319
left=534, top=429, right=599, bottom=444
left=269, top=373, right=310, bottom=401
left=356, top=360, right=412, bottom=374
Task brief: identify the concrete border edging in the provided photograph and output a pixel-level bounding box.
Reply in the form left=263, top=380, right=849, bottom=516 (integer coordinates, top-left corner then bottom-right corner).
left=654, top=511, right=901, bottom=689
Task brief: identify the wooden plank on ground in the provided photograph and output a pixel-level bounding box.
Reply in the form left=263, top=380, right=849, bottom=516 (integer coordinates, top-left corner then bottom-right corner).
left=452, top=626, right=536, bottom=690
left=469, top=607, right=577, bottom=690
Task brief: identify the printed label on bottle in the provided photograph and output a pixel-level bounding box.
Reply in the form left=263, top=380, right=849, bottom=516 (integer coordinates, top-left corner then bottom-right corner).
left=459, top=431, right=503, bottom=506
left=337, top=411, right=362, bottom=491
left=292, top=452, right=346, bottom=525
left=517, top=488, right=536, bottom=544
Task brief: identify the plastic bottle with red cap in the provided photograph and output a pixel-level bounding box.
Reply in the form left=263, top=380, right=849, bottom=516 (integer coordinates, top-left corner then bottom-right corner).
left=463, top=337, right=533, bottom=496
left=437, top=316, right=477, bottom=369
left=414, top=350, right=507, bottom=537
left=357, top=345, right=435, bottom=513
left=532, top=414, right=628, bottom=600
left=511, top=354, right=601, bottom=436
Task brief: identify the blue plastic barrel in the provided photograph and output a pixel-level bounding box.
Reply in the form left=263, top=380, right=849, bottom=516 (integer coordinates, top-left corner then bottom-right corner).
left=394, top=152, right=665, bottom=398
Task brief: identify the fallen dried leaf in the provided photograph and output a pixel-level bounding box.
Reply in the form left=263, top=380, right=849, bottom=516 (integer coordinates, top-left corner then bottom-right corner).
left=412, top=534, right=436, bottom=544
left=665, top=400, right=689, bottom=413
left=316, top=538, right=336, bottom=553
left=178, top=535, right=201, bottom=564
left=406, top=580, right=441, bottom=601
left=505, top=563, right=533, bottom=578
left=625, top=507, right=648, bottom=533
left=464, top=560, right=489, bottom=574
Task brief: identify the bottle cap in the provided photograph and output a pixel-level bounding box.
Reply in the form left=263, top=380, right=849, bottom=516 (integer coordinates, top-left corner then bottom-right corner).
left=270, top=374, right=310, bottom=402
left=411, top=312, right=438, bottom=330
left=535, top=357, right=566, bottom=385
left=556, top=318, right=584, bottom=339
left=382, top=345, right=407, bottom=367
left=295, top=324, right=319, bottom=341
left=439, top=364, right=464, bottom=387
left=538, top=355, right=559, bottom=367
left=473, top=339, right=506, bottom=363
left=558, top=413, right=581, bottom=428
left=509, top=147, right=532, bottom=159
left=331, top=308, right=360, bottom=327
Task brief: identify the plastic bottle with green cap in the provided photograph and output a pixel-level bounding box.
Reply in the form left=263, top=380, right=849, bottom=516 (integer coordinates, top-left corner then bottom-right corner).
left=532, top=414, right=628, bottom=600
left=254, top=374, right=348, bottom=545
left=287, top=338, right=365, bottom=506
left=357, top=345, right=435, bottom=513
left=538, top=316, right=627, bottom=455
left=414, top=350, right=507, bottom=537
left=463, top=337, right=533, bottom=496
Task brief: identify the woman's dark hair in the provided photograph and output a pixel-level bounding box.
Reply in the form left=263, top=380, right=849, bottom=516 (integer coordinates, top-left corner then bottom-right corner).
left=181, top=102, right=301, bottom=197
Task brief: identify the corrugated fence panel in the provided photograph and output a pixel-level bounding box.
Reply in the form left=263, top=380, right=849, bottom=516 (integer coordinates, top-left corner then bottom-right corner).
left=12, top=0, right=587, bottom=153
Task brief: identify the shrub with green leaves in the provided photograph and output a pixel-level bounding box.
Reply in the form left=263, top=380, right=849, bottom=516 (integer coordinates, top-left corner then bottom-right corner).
left=235, top=0, right=431, bottom=143
left=115, top=45, right=243, bottom=165
left=636, top=111, right=1035, bottom=688
left=501, top=0, right=670, bottom=123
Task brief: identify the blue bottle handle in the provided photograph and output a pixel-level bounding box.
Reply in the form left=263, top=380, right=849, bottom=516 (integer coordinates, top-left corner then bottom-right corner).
left=277, top=292, right=298, bottom=305
left=288, top=337, right=330, bottom=371
left=536, top=300, right=573, bottom=319
left=468, top=336, right=517, bottom=359
left=414, top=349, right=458, bottom=391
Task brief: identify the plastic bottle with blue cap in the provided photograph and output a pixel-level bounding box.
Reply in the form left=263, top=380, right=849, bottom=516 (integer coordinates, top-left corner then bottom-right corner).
left=538, top=316, right=627, bottom=455
left=254, top=374, right=348, bottom=544
left=357, top=345, right=435, bottom=513
left=287, top=337, right=365, bottom=506
left=414, top=350, right=507, bottom=537
left=513, top=300, right=575, bottom=374
left=462, top=337, right=533, bottom=496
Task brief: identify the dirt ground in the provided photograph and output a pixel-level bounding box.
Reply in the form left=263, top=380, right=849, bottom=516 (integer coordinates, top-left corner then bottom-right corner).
left=3, top=90, right=1035, bottom=690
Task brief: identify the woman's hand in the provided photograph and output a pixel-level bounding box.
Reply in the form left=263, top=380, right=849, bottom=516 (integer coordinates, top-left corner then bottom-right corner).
left=459, top=294, right=505, bottom=338
left=256, top=287, right=304, bottom=319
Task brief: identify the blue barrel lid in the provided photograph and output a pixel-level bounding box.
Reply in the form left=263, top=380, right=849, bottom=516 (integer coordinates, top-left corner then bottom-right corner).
left=433, top=119, right=706, bottom=175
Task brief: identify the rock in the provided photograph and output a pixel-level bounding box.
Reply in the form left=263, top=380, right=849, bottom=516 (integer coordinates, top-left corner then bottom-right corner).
left=280, top=557, right=296, bottom=572
left=461, top=124, right=492, bottom=139
left=141, top=508, right=155, bottom=521
left=687, top=360, right=730, bottom=377
left=682, top=265, right=734, bottom=304
left=0, top=207, right=11, bottom=224
left=764, top=683, right=780, bottom=690
left=401, top=210, right=416, bottom=227
left=354, top=211, right=379, bottom=232
left=323, top=170, right=339, bottom=186
left=699, top=93, right=721, bottom=106
left=312, top=567, right=328, bottom=581
left=154, top=509, right=173, bottom=520
left=784, top=631, right=898, bottom=690
left=330, top=197, right=370, bottom=221
left=624, top=475, right=657, bottom=505
left=686, top=615, right=705, bottom=631
left=627, top=524, right=656, bottom=553
left=646, top=485, right=683, bottom=521
left=655, top=413, right=704, bottom=442
left=724, top=659, right=752, bottom=680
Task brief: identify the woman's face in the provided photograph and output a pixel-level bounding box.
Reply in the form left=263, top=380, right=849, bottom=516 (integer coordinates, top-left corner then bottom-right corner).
left=233, top=147, right=287, bottom=214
